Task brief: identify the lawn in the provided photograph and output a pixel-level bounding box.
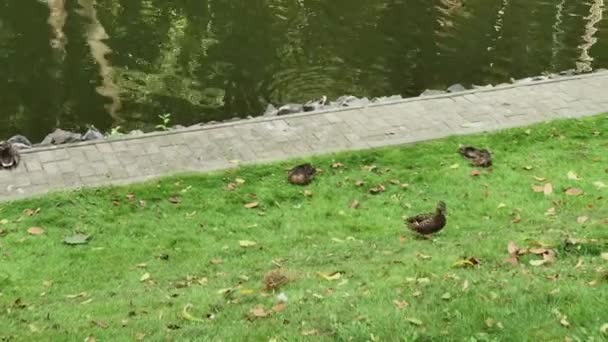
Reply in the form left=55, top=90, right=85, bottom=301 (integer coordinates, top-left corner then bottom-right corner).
left=1, top=115, right=607, bottom=341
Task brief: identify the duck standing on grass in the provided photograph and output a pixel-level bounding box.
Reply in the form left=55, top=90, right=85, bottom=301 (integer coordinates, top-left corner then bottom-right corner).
left=0, top=141, right=20, bottom=169
left=405, top=201, right=447, bottom=237
left=287, top=163, right=316, bottom=185
left=458, top=145, right=492, bottom=167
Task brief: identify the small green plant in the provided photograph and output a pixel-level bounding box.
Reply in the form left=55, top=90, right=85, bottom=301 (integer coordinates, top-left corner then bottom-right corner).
left=108, top=126, right=123, bottom=137
left=156, top=113, right=172, bottom=131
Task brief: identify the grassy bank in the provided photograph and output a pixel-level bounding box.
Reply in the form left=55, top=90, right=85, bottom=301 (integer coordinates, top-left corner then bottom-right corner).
left=1, top=115, right=607, bottom=341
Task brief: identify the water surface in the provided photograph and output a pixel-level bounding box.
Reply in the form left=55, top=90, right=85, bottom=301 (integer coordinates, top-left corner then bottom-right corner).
left=1, top=0, right=607, bottom=141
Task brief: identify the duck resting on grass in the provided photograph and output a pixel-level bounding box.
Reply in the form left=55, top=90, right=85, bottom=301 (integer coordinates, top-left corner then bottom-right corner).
left=405, top=201, right=447, bottom=237
left=458, top=145, right=492, bottom=167
left=0, top=141, right=20, bottom=169
left=287, top=163, right=316, bottom=185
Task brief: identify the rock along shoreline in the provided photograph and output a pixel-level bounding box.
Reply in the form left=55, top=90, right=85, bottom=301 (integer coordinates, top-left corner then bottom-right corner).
left=3, top=68, right=601, bottom=150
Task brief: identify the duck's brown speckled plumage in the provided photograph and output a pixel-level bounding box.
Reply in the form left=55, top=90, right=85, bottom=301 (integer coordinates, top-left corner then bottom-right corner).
left=458, top=146, right=492, bottom=167
left=406, top=201, right=447, bottom=235
left=287, top=163, right=316, bottom=185
left=0, top=142, right=20, bottom=169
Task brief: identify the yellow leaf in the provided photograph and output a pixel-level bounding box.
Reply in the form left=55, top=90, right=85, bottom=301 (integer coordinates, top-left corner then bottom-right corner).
left=601, top=253, right=608, bottom=261
left=577, top=216, right=589, bottom=224
left=544, top=183, right=553, bottom=195
left=565, top=188, right=584, bottom=196
left=600, top=323, right=608, bottom=335
left=529, top=259, right=548, bottom=267
left=239, top=240, right=257, bottom=247
left=594, top=181, right=607, bottom=189
left=441, top=292, right=452, bottom=300
left=449, top=164, right=460, bottom=169
left=235, top=178, right=246, bottom=184
left=318, top=272, right=342, bottom=281
left=244, top=202, right=259, bottom=209
left=140, top=273, right=151, bottom=282
left=181, top=304, right=205, bottom=323
left=567, top=171, right=581, bottom=180
left=27, top=227, right=45, bottom=236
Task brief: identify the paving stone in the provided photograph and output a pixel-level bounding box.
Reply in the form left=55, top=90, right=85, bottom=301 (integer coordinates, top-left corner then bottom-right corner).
left=2, top=72, right=608, bottom=202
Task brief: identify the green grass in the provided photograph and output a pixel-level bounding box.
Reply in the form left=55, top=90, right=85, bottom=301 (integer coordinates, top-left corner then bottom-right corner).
left=1, top=115, right=608, bottom=341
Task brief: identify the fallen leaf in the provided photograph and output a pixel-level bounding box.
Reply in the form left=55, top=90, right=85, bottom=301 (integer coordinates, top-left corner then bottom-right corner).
left=355, top=180, right=365, bottom=187
left=168, top=196, right=182, bottom=204
left=23, top=208, right=41, bottom=216
left=393, top=300, right=409, bottom=309
left=470, top=170, right=481, bottom=177
left=534, top=176, right=546, bottom=182
left=250, top=306, right=269, bottom=318
left=91, top=320, right=109, bottom=329
left=65, top=292, right=88, bottom=299
left=304, top=190, right=313, bottom=197
left=449, top=164, right=460, bottom=169
left=577, top=216, right=589, bottom=224
left=349, top=200, right=360, bottom=209
left=594, top=181, right=607, bottom=189
left=543, top=250, right=557, bottom=263
left=462, top=280, right=470, bottom=291
left=545, top=207, right=556, bottom=216
left=544, top=183, right=554, bottom=195
left=318, top=271, right=342, bottom=281
left=511, top=213, right=522, bottom=224
left=601, top=253, right=608, bottom=261
left=63, top=234, right=90, bottom=245
left=181, top=304, right=205, bottom=323
left=27, top=227, right=44, bottom=236
left=272, top=303, right=286, bottom=313
left=508, top=241, right=520, bottom=256
left=523, top=165, right=534, bottom=171
left=331, top=162, right=344, bottom=169
left=362, top=165, right=377, bottom=172
left=226, top=183, right=237, bottom=191
left=532, top=185, right=544, bottom=193
left=209, top=258, right=223, bottom=265
left=441, top=293, right=452, bottom=300
left=239, top=240, right=257, bottom=248
left=452, top=257, right=481, bottom=268
left=301, top=329, right=319, bottom=336
left=560, top=316, right=570, bottom=327
left=497, top=203, right=507, bottom=209
left=369, top=185, right=386, bottom=194
left=244, top=202, right=259, bottom=209
left=389, top=179, right=401, bottom=185
left=235, top=178, right=246, bottom=184
left=405, top=317, right=423, bottom=326
left=84, top=337, right=96, bottom=342
left=565, top=188, right=584, bottom=196
left=529, top=259, right=548, bottom=267
left=504, top=256, right=519, bottom=266
left=140, top=273, right=151, bottom=282
left=416, top=253, right=432, bottom=260
left=601, top=323, right=608, bottom=335
left=568, top=171, right=581, bottom=180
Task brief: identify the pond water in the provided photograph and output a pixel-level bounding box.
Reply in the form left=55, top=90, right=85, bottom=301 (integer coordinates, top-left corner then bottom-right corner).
left=1, top=0, right=607, bottom=142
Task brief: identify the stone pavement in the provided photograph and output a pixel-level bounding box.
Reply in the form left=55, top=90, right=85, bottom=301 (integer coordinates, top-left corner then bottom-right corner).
left=2, top=72, right=608, bottom=202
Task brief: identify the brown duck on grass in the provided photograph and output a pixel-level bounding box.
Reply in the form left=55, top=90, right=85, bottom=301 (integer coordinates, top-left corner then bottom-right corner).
left=405, top=201, right=447, bottom=237
left=287, top=163, right=316, bottom=185
left=0, top=141, right=20, bottom=169
left=458, top=145, right=492, bottom=167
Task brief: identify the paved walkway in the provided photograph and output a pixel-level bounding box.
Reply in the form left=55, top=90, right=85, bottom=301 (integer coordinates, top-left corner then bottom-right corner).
left=2, top=72, right=608, bottom=202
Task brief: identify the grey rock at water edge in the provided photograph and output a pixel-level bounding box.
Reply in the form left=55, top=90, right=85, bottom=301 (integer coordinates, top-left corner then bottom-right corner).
left=263, top=104, right=279, bottom=117
left=40, top=129, right=83, bottom=146
left=277, top=104, right=304, bottom=116
left=128, top=130, right=145, bottom=136
left=472, top=84, right=493, bottom=90
left=7, top=135, right=32, bottom=149
left=334, top=95, right=370, bottom=107
left=447, top=83, right=467, bottom=93
left=303, top=96, right=328, bottom=112
left=81, top=126, right=104, bottom=141
left=373, top=95, right=403, bottom=103
left=171, top=125, right=186, bottom=130
left=420, top=89, right=447, bottom=97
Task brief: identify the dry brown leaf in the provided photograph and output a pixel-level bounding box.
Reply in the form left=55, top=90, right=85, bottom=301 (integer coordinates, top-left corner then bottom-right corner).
left=577, top=216, right=589, bottom=224
left=544, top=183, right=554, bottom=195
left=226, top=183, right=237, bottom=191
left=369, top=185, right=386, bottom=194
left=23, top=208, right=41, bottom=216
left=601, top=253, right=608, bottom=261
left=471, top=170, right=481, bottom=177
left=504, top=256, right=519, bottom=266
left=244, top=202, right=259, bottom=209
left=543, top=250, right=557, bottom=263
left=393, top=300, right=409, bottom=309
left=532, top=185, right=544, bottom=193
left=272, top=303, right=286, bottom=313
left=508, top=241, right=520, bottom=256
left=210, top=258, right=223, bottom=265
left=349, top=200, right=360, bottom=209
left=565, top=188, right=584, bottom=196
left=545, top=207, right=556, bottom=216
left=250, top=306, right=269, bottom=318
left=511, top=213, right=522, bottom=224
left=354, top=180, right=365, bottom=187
left=168, top=196, right=182, bottom=204
left=27, top=227, right=44, bottom=236
left=331, top=162, right=344, bottom=169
